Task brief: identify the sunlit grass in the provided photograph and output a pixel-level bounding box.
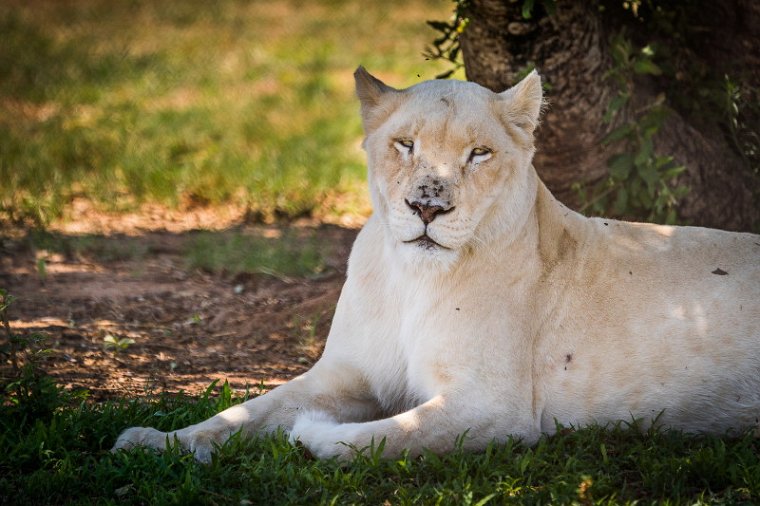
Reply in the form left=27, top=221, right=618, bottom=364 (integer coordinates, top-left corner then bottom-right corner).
left=0, top=0, right=458, bottom=226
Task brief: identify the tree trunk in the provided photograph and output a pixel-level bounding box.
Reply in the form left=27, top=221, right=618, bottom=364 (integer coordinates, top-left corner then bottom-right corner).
left=459, top=0, right=760, bottom=231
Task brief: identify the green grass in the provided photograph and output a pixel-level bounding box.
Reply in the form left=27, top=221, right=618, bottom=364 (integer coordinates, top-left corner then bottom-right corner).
left=2, top=376, right=760, bottom=505
left=184, top=229, right=329, bottom=278
left=26, top=230, right=151, bottom=263
left=21, top=227, right=331, bottom=278
left=0, top=0, right=457, bottom=226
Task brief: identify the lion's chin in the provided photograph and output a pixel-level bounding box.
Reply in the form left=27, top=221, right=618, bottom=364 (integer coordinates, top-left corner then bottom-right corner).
left=403, top=234, right=449, bottom=250
left=398, top=236, right=460, bottom=271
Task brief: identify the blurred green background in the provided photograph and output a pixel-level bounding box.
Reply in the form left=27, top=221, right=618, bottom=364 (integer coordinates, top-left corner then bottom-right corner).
left=0, top=0, right=457, bottom=226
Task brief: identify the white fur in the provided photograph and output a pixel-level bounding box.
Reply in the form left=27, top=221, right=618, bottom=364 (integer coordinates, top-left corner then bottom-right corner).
left=113, top=69, right=760, bottom=462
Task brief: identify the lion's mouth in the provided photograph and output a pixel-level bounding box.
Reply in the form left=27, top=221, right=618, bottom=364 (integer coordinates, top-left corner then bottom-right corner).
left=404, top=234, right=449, bottom=250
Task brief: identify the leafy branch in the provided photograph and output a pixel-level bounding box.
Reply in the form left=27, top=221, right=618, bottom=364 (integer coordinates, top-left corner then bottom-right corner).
left=575, top=32, right=688, bottom=224
left=424, top=0, right=469, bottom=79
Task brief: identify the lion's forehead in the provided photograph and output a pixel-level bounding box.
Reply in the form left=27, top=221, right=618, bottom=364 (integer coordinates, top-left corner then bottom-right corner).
left=406, top=78, right=493, bottom=99
left=408, top=93, right=492, bottom=123
left=388, top=98, right=501, bottom=153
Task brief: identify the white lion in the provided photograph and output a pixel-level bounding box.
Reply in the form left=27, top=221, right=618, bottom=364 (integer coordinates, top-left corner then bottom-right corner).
left=114, top=67, right=760, bottom=462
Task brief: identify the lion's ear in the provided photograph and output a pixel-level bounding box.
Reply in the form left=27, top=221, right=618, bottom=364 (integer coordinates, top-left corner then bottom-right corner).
left=354, top=66, right=401, bottom=134
left=496, top=70, right=544, bottom=135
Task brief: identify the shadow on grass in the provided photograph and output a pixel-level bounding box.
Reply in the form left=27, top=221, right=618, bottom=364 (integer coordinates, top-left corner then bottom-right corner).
left=2, top=375, right=760, bottom=504
left=12, top=224, right=353, bottom=279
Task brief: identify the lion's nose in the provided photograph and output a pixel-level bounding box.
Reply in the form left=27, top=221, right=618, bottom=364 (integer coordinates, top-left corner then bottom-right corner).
left=405, top=199, right=455, bottom=224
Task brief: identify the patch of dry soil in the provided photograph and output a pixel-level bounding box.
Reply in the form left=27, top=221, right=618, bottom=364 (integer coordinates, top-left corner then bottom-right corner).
left=0, top=213, right=359, bottom=400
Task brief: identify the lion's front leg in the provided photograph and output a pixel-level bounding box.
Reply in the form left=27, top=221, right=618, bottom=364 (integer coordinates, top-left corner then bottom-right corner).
left=112, top=362, right=378, bottom=462
left=290, top=395, right=539, bottom=460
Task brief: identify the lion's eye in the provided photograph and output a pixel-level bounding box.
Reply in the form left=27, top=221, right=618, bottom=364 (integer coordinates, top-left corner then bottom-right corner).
left=394, top=139, right=414, bottom=154
left=468, top=146, right=492, bottom=163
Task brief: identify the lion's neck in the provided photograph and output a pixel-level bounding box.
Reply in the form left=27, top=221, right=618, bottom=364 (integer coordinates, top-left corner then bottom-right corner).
left=462, top=170, right=584, bottom=280
left=530, top=177, right=591, bottom=282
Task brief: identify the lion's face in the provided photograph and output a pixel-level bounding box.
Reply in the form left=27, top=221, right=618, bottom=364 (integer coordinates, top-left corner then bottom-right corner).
left=355, top=68, right=543, bottom=268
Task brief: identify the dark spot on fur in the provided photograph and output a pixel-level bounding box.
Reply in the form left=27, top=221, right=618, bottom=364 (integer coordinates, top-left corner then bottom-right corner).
left=440, top=97, right=449, bottom=106
left=538, top=228, right=577, bottom=279
left=455, top=307, right=460, bottom=311
left=629, top=271, right=632, bottom=275
left=432, top=179, right=440, bottom=185
left=712, top=268, right=728, bottom=275
left=603, top=222, right=608, bottom=226
left=565, top=354, right=572, bottom=363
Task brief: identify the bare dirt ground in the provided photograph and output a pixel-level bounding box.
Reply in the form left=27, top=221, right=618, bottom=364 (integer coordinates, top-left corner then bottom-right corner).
left=0, top=206, right=360, bottom=400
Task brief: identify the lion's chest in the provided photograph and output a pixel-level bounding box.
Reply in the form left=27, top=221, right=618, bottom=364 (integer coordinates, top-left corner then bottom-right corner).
left=396, top=303, right=460, bottom=400
left=360, top=295, right=460, bottom=412
left=365, top=275, right=529, bottom=412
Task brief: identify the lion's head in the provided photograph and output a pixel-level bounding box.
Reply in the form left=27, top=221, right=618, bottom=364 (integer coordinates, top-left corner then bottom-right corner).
left=355, top=67, right=544, bottom=269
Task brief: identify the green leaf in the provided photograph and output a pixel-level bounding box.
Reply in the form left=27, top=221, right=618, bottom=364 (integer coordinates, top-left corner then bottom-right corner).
left=633, top=58, right=662, bottom=76
left=673, top=184, right=690, bottom=198
left=639, top=188, right=653, bottom=207
left=603, top=93, right=629, bottom=122
left=603, top=123, right=634, bottom=144
left=613, top=187, right=628, bottom=215
left=654, top=155, right=674, bottom=168
left=640, top=107, right=668, bottom=136
left=634, top=138, right=654, bottom=166
left=610, top=36, right=631, bottom=66
left=474, top=493, right=498, bottom=506
left=638, top=162, right=659, bottom=187
left=608, top=153, right=634, bottom=180
left=609, top=92, right=629, bottom=112
left=630, top=178, right=642, bottom=201
left=522, top=0, right=535, bottom=19
left=663, top=164, right=686, bottom=179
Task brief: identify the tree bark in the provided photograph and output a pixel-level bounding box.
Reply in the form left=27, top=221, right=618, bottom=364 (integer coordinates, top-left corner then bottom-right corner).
left=460, top=0, right=760, bottom=231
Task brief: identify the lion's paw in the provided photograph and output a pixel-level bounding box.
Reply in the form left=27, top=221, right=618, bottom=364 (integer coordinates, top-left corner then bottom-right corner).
left=184, top=430, right=219, bottom=463
left=112, top=426, right=219, bottom=463
left=111, top=426, right=168, bottom=452
left=289, top=411, right=353, bottom=460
